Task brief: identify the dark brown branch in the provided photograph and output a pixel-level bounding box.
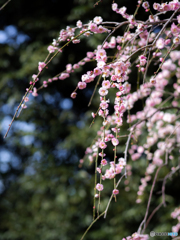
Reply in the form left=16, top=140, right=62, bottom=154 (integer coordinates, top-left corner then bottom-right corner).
left=101, top=21, right=129, bottom=48
left=144, top=165, right=180, bottom=231
left=144, top=202, right=163, bottom=230
left=138, top=165, right=163, bottom=234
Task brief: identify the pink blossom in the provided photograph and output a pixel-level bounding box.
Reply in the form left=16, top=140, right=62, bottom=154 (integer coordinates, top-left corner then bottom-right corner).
left=98, top=109, right=109, bottom=117
left=153, top=3, right=160, bottom=10
left=111, top=127, right=120, bottom=133
left=96, top=49, right=106, bottom=59
left=32, top=87, right=38, bottom=97
left=105, top=169, right=115, bottom=179
left=96, top=183, right=103, bottom=191
left=79, top=159, right=84, bottom=164
left=99, top=87, right=108, bottom=96
left=24, top=97, right=29, bottom=102
left=149, top=15, right=155, bottom=22
left=92, top=112, right=96, bottom=118
left=113, top=189, right=119, bottom=195
left=38, top=62, right=46, bottom=72
left=66, top=63, right=72, bottom=73
left=163, top=113, right=176, bottom=123
left=146, top=164, right=156, bottom=174
left=112, top=3, right=118, bottom=11
left=73, top=64, right=80, bottom=69
left=99, top=141, right=107, bottom=149
left=137, top=146, right=144, bottom=154
left=71, top=92, right=77, bottom=99
left=94, top=67, right=102, bottom=76
left=47, top=45, right=56, bottom=53
left=137, top=190, right=143, bottom=196
left=59, top=73, right=70, bottom=80
left=111, top=75, right=117, bottom=81
left=111, top=137, right=119, bottom=146
left=43, top=81, right=47, bottom=87
left=72, top=39, right=80, bottom=44
left=172, top=101, right=178, bottom=107
left=101, top=159, right=107, bottom=166
left=131, top=153, right=141, bottom=161
left=85, top=147, right=92, bottom=154
left=97, top=60, right=106, bottom=69
left=115, top=117, right=123, bottom=126
left=171, top=23, right=180, bottom=36
left=142, top=1, right=149, bottom=9
left=83, top=31, right=92, bottom=37
left=153, top=157, right=163, bottom=166
left=100, top=101, right=108, bottom=110
left=76, top=20, right=82, bottom=28
left=118, top=6, right=126, bottom=15
left=89, top=22, right=98, bottom=33
left=150, top=77, right=156, bottom=84
left=98, top=25, right=109, bottom=33
left=81, top=74, right=89, bottom=82
left=102, top=80, right=111, bottom=89
left=118, top=157, right=126, bottom=166
left=156, top=38, right=165, bottom=49
left=86, top=52, right=94, bottom=58
left=177, top=15, right=180, bottom=24
left=139, top=55, right=147, bottom=66
left=115, top=164, right=123, bottom=174
left=21, top=104, right=27, bottom=109
left=99, top=152, right=106, bottom=157
left=32, top=74, right=38, bottom=81
left=170, top=1, right=180, bottom=11
left=93, top=16, right=103, bottom=25
left=173, top=36, right=180, bottom=44
left=165, top=39, right=171, bottom=45
left=137, top=23, right=144, bottom=31
left=78, top=81, right=87, bottom=89
left=162, top=3, right=170, bottom=11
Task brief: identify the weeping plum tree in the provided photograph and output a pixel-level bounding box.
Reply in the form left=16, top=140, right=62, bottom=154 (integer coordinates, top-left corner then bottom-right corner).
left=3, top=0, right=180, bottom=239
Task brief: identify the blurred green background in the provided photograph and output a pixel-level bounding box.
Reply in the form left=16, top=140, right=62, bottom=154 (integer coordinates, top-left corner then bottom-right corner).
left=0, top=0, right=179, bottom=239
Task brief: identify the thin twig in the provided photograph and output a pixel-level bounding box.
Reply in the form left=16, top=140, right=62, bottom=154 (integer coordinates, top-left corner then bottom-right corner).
left=4, top=30, right=90, bottom=138
left=144, top=202, right=163, bottom=230
left=104, top=173, right=126, bottom=218
left=80, top=211, right=105, bottom=240
left=152, top=8, right=180, bottom=46
left=142, top=26, right=153, bottom=84
left=0, top=0, right=11, bottom=11
left=101, top=21, right=129, bottom=48
left=88, top=74, right=102, bottom=107
left=126, top=43, right=153, bottom=62
left=138, top=165, right=163, bottom=234
left=144, top=165, right=180, bottom=231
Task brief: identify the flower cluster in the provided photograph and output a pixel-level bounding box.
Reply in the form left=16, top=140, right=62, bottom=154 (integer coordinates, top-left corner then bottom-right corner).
left=171, top=207, right=180, bottom=234
left=122, top=232, right=149, bottom=240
